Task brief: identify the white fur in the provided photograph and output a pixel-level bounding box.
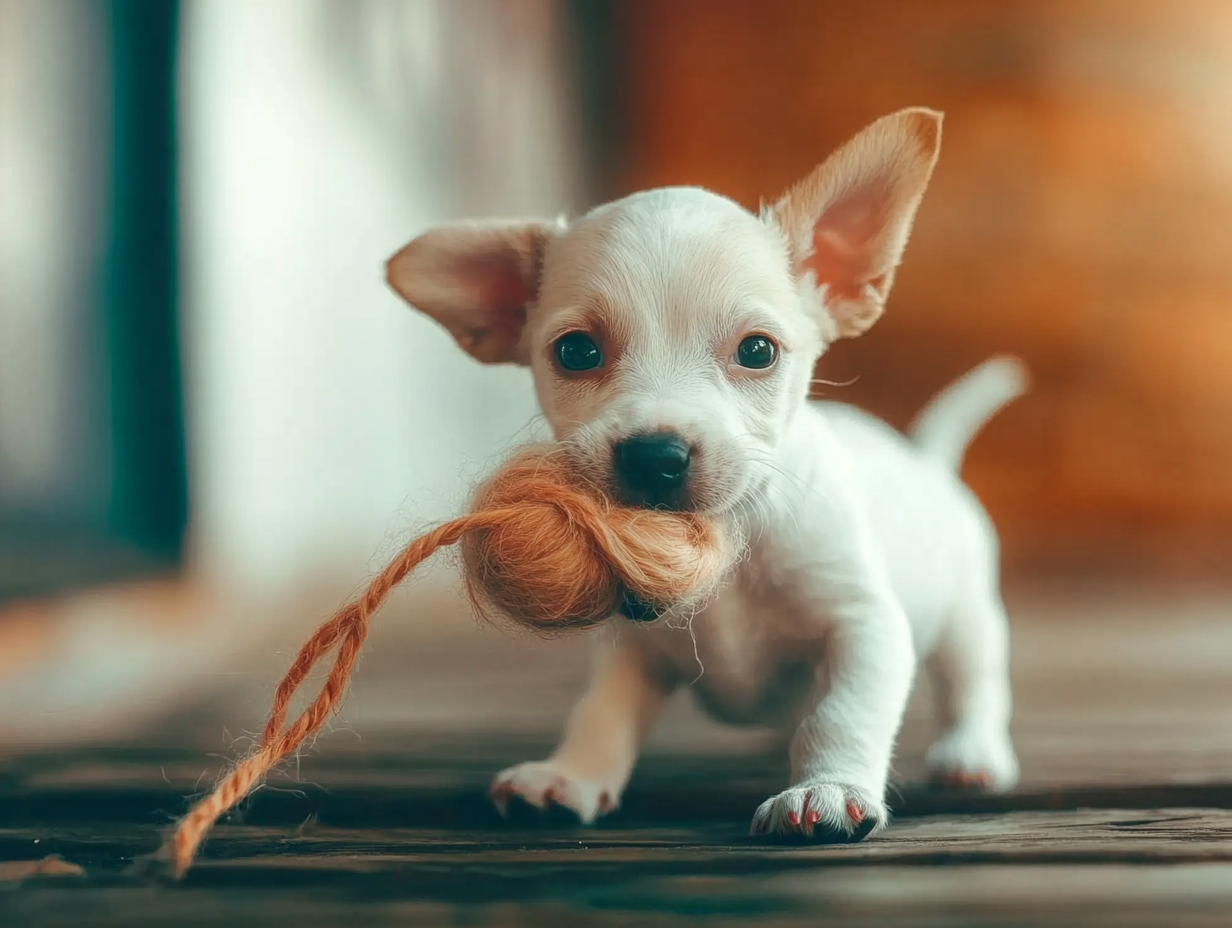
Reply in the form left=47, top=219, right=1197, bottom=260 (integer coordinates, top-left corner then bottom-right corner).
left=390, top=109, right=1023, bottom=841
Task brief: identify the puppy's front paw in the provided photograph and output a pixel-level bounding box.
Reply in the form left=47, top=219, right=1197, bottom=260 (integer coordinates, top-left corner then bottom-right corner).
left=490, top=761, right=617, bottom=825
left=750, top=783, right=885, bottom=842
left=925, top=726, right=1019, bottom=792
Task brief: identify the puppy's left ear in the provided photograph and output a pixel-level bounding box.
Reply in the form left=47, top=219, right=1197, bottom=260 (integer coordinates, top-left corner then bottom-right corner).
left=766, top=108, right=942, bottom=339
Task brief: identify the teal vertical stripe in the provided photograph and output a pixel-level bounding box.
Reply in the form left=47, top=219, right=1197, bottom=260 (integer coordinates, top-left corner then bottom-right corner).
left=103, top=0, right=186, bottom=560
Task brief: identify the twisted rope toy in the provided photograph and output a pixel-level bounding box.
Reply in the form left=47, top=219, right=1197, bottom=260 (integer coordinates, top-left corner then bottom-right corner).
left=168, top=446, right=731, bottom=876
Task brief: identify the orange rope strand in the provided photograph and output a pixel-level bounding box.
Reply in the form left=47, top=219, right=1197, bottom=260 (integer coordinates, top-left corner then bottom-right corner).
left=168, top=511, right=501, bottom=877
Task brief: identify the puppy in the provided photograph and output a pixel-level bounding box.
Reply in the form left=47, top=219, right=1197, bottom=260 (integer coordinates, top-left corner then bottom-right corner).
left=386, top=108, right=1022, bottom=840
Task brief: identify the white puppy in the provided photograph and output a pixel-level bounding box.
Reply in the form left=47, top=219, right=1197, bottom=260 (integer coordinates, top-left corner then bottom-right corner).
left=386, top=108, right=1022, bottom=841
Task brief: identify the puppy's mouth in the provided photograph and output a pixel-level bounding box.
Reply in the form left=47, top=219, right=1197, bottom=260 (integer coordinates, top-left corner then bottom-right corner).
left=607, top=474, right=746, bottom=517
left=617, top=587, right=665, bottom=623
left=605, top=466, right=748, bottom=516
left=609, top=482, right=696, bottom=513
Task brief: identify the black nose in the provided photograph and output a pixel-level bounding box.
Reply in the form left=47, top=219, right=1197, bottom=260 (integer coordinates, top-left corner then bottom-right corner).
left=613, top=432, right=691, bottom=504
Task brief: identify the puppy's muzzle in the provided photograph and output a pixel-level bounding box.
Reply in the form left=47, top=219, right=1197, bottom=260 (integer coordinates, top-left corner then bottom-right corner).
left=613, top=432, right=692, bottom=510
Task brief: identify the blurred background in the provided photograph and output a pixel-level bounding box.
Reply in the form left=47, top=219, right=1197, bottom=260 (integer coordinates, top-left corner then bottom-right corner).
left=1, top=0, right=1231, bottom=754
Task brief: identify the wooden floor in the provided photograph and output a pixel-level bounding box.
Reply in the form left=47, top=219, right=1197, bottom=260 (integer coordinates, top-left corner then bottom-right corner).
left=2, top=579, right=1231, bottom=926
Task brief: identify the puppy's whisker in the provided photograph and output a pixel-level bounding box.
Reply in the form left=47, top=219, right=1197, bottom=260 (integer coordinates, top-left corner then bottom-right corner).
left=758, top=465, right=820, bottom=514
left=735, top=439, right=829, bottom=509
left=513, top=411, right=551, bottom=440
left=734, top=456, right=821, bottom=538
left=759, top=479, right=805, bottom=536
left=734, top=480, right=775, bottom=540
left=743, top=447, right=820, bottom=499
left=732, top=496, right=760, bottom=546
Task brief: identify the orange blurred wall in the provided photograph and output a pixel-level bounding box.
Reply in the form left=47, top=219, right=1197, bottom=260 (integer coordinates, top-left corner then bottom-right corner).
left=609, top=0, right=1232, bottom=576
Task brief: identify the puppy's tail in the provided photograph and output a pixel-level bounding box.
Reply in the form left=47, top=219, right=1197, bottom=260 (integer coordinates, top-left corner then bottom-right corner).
left=907, top=355, right=1028, bottom=472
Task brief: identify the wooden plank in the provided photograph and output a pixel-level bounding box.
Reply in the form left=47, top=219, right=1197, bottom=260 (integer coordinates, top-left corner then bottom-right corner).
left=5, top=868, right=1230, bottom=928
left=3, top=814, right=1232, bottom=926
left=4, top=807, right=1232, bottom=861
left=5, top=808, right=1224, bottom=869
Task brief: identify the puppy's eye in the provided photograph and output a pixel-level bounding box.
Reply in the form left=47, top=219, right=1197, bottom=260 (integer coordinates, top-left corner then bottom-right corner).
left=554, top=332, right=604, bottom=372
left=735, top=334, right=778, bottom=370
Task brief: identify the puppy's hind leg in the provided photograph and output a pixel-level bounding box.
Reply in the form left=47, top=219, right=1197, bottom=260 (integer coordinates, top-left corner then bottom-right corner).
left=923, top=576, right=1020, bottom=793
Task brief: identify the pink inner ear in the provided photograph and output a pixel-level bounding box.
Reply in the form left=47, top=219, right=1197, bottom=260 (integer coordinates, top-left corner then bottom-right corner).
left=479, top=273, right=530, bottom=342
left=456, top=246, right=537, bottom=350
left=806, top=184, right=893, bottom=301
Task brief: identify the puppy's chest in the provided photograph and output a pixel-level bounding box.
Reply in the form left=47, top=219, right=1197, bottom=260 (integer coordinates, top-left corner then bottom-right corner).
left=643, top=557, right=826, bottom=725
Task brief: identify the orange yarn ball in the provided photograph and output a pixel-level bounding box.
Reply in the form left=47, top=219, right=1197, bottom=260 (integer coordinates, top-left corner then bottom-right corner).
left=463, top=448, right=732, bottom=630
left=167, top=443, right=734, bottom=877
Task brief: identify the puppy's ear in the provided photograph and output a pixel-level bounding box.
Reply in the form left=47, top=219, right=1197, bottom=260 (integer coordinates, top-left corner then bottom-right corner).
left=385, top=218, right=564, bottom=364
left=766, top=108, right=942, bottom=339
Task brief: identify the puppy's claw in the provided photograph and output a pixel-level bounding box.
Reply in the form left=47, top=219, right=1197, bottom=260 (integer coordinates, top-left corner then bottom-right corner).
left=930, top=769, right=993, bottom=790
left=751, top=783, right=884, bottom=843
left=489, top=760, right=617, bottom=825
left=491, top=787, right=510, bottom=818
left=924, top=726, right=1019, bottom=793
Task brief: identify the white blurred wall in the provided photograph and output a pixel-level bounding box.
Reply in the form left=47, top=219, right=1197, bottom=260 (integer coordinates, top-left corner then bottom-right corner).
left=0, top=0, right=105, bottom=516
left=180, top=0, right=581, bottom=597
left=0, top=0, right=584, bottom=749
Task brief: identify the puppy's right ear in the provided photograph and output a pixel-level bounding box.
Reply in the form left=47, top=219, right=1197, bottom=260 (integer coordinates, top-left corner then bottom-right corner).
left=385, top=218, right=565, bottom=365
left=766, top=108, right=942, bottom=340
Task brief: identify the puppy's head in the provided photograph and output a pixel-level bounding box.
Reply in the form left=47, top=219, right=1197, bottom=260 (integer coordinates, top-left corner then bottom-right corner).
left=388, top=109, right=942, bottom=515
